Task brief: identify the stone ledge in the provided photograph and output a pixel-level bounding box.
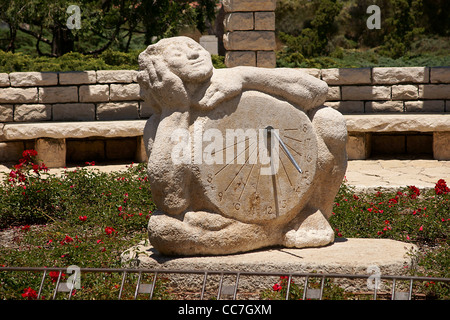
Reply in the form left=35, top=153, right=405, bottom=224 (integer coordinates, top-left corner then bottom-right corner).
left=1, top=120, right=147, bottom=140
left=121, top=238, right=417, bottom=292
left=345, top=114, right=450, bottom=132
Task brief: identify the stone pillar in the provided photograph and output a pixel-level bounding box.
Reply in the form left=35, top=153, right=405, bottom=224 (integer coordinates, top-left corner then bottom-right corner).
left=135, top=136, right=149, bottom=163
left=433, top=132, right=450, bottom=160
left=34, top=138, right=66, bottom=168
left=347, top=133, right=371, bottom=160
left=223, top=0, right=276, bottom=68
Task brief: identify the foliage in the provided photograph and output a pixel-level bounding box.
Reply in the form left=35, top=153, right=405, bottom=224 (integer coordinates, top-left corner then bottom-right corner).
left=378, top=0, right=425, bottom=58
left=0, top=0, right=219, bottom=56
left=0, top=150, right=448, bottom=299
left=0, top=49, right=226, bottom=72
left=276, top=0, right=450, bottom=63
left=276, top=41, right=450, bottom=68
left=278, top=0, right=342, bottom=57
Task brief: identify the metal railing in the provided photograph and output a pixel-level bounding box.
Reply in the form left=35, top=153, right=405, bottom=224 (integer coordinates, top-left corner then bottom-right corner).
left=1, top=266, right=448, bottom=300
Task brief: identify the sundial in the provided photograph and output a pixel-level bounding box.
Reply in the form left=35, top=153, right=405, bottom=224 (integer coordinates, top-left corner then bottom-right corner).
left=199, top=91, right=318, bottom=225
left=137, top=36, right=348, bottom=256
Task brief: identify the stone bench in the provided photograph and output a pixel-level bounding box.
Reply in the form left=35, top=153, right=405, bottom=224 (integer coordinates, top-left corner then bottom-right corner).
left=345, top=114, right=450, bottom=160
left=0, top=120, right=148, bottom=167
left=1, top=114, right=450, bottom=167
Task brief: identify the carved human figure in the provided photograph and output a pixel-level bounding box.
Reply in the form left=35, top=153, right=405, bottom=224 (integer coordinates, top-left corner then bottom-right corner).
left=138, top=36, right=347, bottom=256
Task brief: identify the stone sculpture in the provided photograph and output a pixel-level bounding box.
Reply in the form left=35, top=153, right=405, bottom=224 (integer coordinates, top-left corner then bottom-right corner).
left=137, top=36, right=347, bottom=256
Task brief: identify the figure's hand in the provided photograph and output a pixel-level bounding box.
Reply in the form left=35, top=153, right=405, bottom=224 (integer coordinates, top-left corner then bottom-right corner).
left=138, top=56, right=190, bottom=111
left=197, top=71, right=242, bottom=109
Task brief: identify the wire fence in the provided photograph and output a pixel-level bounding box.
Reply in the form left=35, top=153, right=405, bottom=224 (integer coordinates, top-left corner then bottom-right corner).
left=1, top=266, right=449, bottom=300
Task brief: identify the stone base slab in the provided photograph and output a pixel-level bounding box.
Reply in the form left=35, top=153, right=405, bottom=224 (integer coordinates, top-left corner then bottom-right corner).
left=121, top=238, right=417, bottom=293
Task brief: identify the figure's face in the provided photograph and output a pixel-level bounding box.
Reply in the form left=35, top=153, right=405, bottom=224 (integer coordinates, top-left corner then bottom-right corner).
left=163, top=38, right=214, bottom=82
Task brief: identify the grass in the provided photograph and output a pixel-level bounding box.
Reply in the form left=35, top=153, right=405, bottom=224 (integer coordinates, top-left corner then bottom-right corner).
left=0, top=151, right=448, bottom=299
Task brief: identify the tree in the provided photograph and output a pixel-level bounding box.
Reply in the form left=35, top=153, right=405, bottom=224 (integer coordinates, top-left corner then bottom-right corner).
left=379, top=0, right=424, bottom=58
left=0, top=0, right=219, bottom=56
left=278, top=0, right=343, bottom=57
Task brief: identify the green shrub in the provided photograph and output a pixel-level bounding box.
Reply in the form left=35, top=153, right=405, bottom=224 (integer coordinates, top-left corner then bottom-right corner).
left=0, top=50, right=227, bottom=72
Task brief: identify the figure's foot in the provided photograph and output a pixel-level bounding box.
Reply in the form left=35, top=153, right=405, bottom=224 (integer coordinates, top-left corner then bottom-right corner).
left=282, top=209, right=335, bottom=248
left=148, top=210, right=279, bottom=256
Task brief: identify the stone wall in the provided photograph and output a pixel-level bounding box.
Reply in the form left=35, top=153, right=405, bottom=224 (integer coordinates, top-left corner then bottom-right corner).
left=1, top=67, right=449, bottom=124
left=0, top=70, right=147, bottom=123
left=223, top=0, right=277, bottom=68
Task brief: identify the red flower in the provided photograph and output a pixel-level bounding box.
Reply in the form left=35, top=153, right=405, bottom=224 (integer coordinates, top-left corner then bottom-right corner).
left=22, top=149, right=38, bottom=159
left=435, top=179, right=450, bottom=195
left=105, top=226, right=116, bottom=235
left=79, top=215, right=87, bottom=222
left=49, top=271, right=65, bottom=283
left=21, top=287, right=38, bottom=300
left=272, top=283, right=282, bottom=292
left=21, top=225, right=30, bottom=232
left=64, top=235, right=74, bottom=243
left=408, top=185, right=420, bottom=199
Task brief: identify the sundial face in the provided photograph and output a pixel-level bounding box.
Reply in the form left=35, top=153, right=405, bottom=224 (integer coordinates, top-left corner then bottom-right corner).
left=198, top=91, right=318, bottom=224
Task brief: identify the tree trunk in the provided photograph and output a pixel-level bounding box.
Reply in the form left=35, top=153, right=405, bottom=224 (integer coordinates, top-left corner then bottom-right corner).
left=51, top=26, right=75, bottom=57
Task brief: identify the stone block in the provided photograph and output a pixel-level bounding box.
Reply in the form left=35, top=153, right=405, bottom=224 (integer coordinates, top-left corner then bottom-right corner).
left=365, top=101, right=404, bottom=113
left=433, top=132, right=450, bottom=160
left=97, top=102, right=139, bottom=120
left=79, top=84, right=109, bottom=102
left=59, top=71, right=96, bottom=85
left=391, top=85, right=418, bottom=100
left=14, top=104, right=51, bottom=122
left=326, top=101, right=364, bottom=114
left=2, top=120, right=147, bottom=140
left=110, top=83, right=141, bottom=101
left=222, top=0, right=276, bottom=12
left=256, top=51, right=276, bottom=68
left=224, top=12, right=254, bottom=31
left=0, top=87, right=38, bottom=103
left=326, top=86, right=341, bottom=101
left=419, top=84, right=450, bottom=99
left=0, top=104, right=13, bottom=121
left=52, top=103, right=95, bottom=121
left=341, top=86, right=391, bottom=100
left=344, top=114, right=450, bottom=133
left=430, top=67, right=450, bottom=83
left=223, top=31, right=276, bottom=51
left=0, top=73, right=9, bottom=87
left=404, top=100, right=445, bottom=113
left=39, top=86, right=78, bottom=103
left=321, top=68, right=371, bottom=85
left=35, top=138, right=66, bottom=168
left=106, top=138, right=137, bottom=160
left=372, top=67, right=429, bottom=84
left=254, top=12, right=275, bottom=30
left=0, top=141, right=24, bottom=162
left=346, top=133, right=371, bottom=160
left=10, top=72, right=58, bottom=87
left=199, top=35, right=218, bottom=55
left=135, top=136, right=148, bottom=162
left=67, top=139, right=105, bottom=163
left=139, top=101, right=155, bottom=118
left=96, top=70, right=137, bottom=83
left=225, top=51, right=256, bottom=67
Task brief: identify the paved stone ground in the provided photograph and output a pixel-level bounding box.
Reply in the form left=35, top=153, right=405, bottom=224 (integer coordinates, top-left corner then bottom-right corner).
left=1, top=159, right=449, bottom=192
left=346, top=159, right=450, bottom=192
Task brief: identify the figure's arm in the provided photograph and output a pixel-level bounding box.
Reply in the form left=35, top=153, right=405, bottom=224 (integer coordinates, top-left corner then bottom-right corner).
left=236, top=67, right=328, bottom=111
